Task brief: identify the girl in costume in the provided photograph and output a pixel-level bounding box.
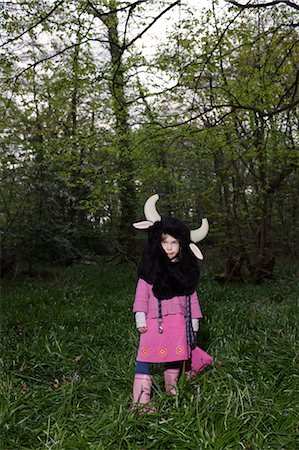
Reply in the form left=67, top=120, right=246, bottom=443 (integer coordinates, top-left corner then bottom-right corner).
left=132, top=194, right=211, bottom=408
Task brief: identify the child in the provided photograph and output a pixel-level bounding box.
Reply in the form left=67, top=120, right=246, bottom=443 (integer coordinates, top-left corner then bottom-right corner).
left=132, top=194, right=209, bottom=408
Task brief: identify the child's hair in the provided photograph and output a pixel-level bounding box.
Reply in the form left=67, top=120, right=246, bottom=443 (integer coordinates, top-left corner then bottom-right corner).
left=161, top=232, right=180, bottom=242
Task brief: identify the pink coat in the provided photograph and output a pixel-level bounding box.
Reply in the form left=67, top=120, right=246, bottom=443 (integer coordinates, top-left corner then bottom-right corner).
left=133, top=278, right=202, bottom=319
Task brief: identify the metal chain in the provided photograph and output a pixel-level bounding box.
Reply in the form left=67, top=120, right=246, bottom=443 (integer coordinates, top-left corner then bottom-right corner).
left=158, top=299, right=164, bottom=333
left=186, top=295, right=195, bottom=348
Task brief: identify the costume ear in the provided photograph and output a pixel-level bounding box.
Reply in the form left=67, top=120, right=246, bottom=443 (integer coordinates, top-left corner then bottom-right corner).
left=189, top=243, right=204, bottom=260
left=133, top=220, right=154, bottom=230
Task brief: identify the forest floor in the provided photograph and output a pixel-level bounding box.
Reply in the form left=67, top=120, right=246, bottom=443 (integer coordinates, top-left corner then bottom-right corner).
left=1, top=261, right=298, bottom=449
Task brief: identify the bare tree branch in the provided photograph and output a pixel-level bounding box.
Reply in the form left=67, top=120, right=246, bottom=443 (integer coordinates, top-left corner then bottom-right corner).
left=225, top=0, right=299, bottom=11
left=86, top=0, right=150, bottom=18
left=122, top=1, right=181, bottom=52
left=0, top=0, right=65, bottom=48
left=88, top=0, right=181, bottom=53
left=275, top=69, right=299, bottom=110
left=135, top=97, right=299, bottom=131
left=267, top=97, right=299, bottom=116
left=3, top=38, right=108, bottom=84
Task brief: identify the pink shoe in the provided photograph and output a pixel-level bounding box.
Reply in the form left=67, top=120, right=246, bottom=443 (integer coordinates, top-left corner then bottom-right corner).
left=131, top=374, right=152, bottom=409
left=190, top=347, right=213, bottom=374
left=164, top=368, right=180, bottom=395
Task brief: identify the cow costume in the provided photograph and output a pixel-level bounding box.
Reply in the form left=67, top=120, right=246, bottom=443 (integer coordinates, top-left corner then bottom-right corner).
left=131, top=194, right=212, bottom=409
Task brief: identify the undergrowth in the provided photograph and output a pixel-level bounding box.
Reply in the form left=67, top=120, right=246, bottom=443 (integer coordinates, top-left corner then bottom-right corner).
left=0, top=262, right=298, bottom=449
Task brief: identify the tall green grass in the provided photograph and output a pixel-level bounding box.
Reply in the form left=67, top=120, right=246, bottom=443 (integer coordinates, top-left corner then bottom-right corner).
left=1, top=262, right=298, bottom=449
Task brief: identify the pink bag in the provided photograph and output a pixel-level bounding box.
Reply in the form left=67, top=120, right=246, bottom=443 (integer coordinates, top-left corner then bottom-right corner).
left=190, top=346, right=213, bottom=374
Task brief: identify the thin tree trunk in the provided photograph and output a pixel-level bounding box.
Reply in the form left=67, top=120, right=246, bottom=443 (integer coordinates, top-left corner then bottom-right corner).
left=98, top=6, right=136, bottom=255
left=250, top=115, right=275, bottom=282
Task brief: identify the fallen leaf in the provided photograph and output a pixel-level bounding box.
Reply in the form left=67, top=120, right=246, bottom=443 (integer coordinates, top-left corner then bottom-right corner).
left=52, top=379, right=60, bottom=389
left=20, top=382, right=29, bottom=393
left=72, top=372, right=80, bottom=382
left=15, top=323, right=24, bottom=334
left=73, top=355, right=83, bottom=363
left=19, top=362, right=27, bottom=373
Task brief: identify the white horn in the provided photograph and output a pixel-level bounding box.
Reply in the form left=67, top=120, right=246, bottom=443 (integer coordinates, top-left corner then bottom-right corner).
left=190, top=218, right=209, bottom=243
left=144, top=194, right=161, bottom=223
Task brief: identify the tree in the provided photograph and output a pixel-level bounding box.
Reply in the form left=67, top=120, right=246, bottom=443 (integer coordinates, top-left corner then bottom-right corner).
left=149, top=0, right=298, bottom=281
left=0, top=0, right=185, bottom=269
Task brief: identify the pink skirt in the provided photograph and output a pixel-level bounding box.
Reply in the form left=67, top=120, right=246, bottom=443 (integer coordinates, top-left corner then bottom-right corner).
left=136, top=314, right=189, bottom=363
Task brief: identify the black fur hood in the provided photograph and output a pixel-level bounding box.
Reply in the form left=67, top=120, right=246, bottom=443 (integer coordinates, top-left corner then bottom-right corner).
left=138, top=217, right=200, bottom=300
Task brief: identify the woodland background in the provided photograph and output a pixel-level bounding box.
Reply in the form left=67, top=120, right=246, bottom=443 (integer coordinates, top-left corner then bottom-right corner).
left=1, top=2, right=298, bottom=448
left=1, top=0, right=298, bottom=282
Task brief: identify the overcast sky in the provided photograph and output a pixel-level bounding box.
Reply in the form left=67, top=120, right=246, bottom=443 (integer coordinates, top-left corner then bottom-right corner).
left=138, top=0, right=227, bottom=56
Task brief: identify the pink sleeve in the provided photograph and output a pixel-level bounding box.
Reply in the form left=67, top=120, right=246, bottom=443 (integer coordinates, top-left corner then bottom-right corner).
left=190, top=291, right=203, bottom=318
left=133, top=278, right=150, bottom=313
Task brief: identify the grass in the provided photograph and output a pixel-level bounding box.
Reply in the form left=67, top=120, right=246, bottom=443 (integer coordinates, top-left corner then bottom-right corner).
left=0, top=261, right=298, bottom=449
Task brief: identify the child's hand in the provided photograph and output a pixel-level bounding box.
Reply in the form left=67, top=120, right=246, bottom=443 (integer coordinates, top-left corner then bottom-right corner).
left=138, top=326, right=148, bottom=334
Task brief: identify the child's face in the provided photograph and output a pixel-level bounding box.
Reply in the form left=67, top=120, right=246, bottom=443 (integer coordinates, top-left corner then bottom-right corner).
left=161, top=234, right=180, bottom=262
